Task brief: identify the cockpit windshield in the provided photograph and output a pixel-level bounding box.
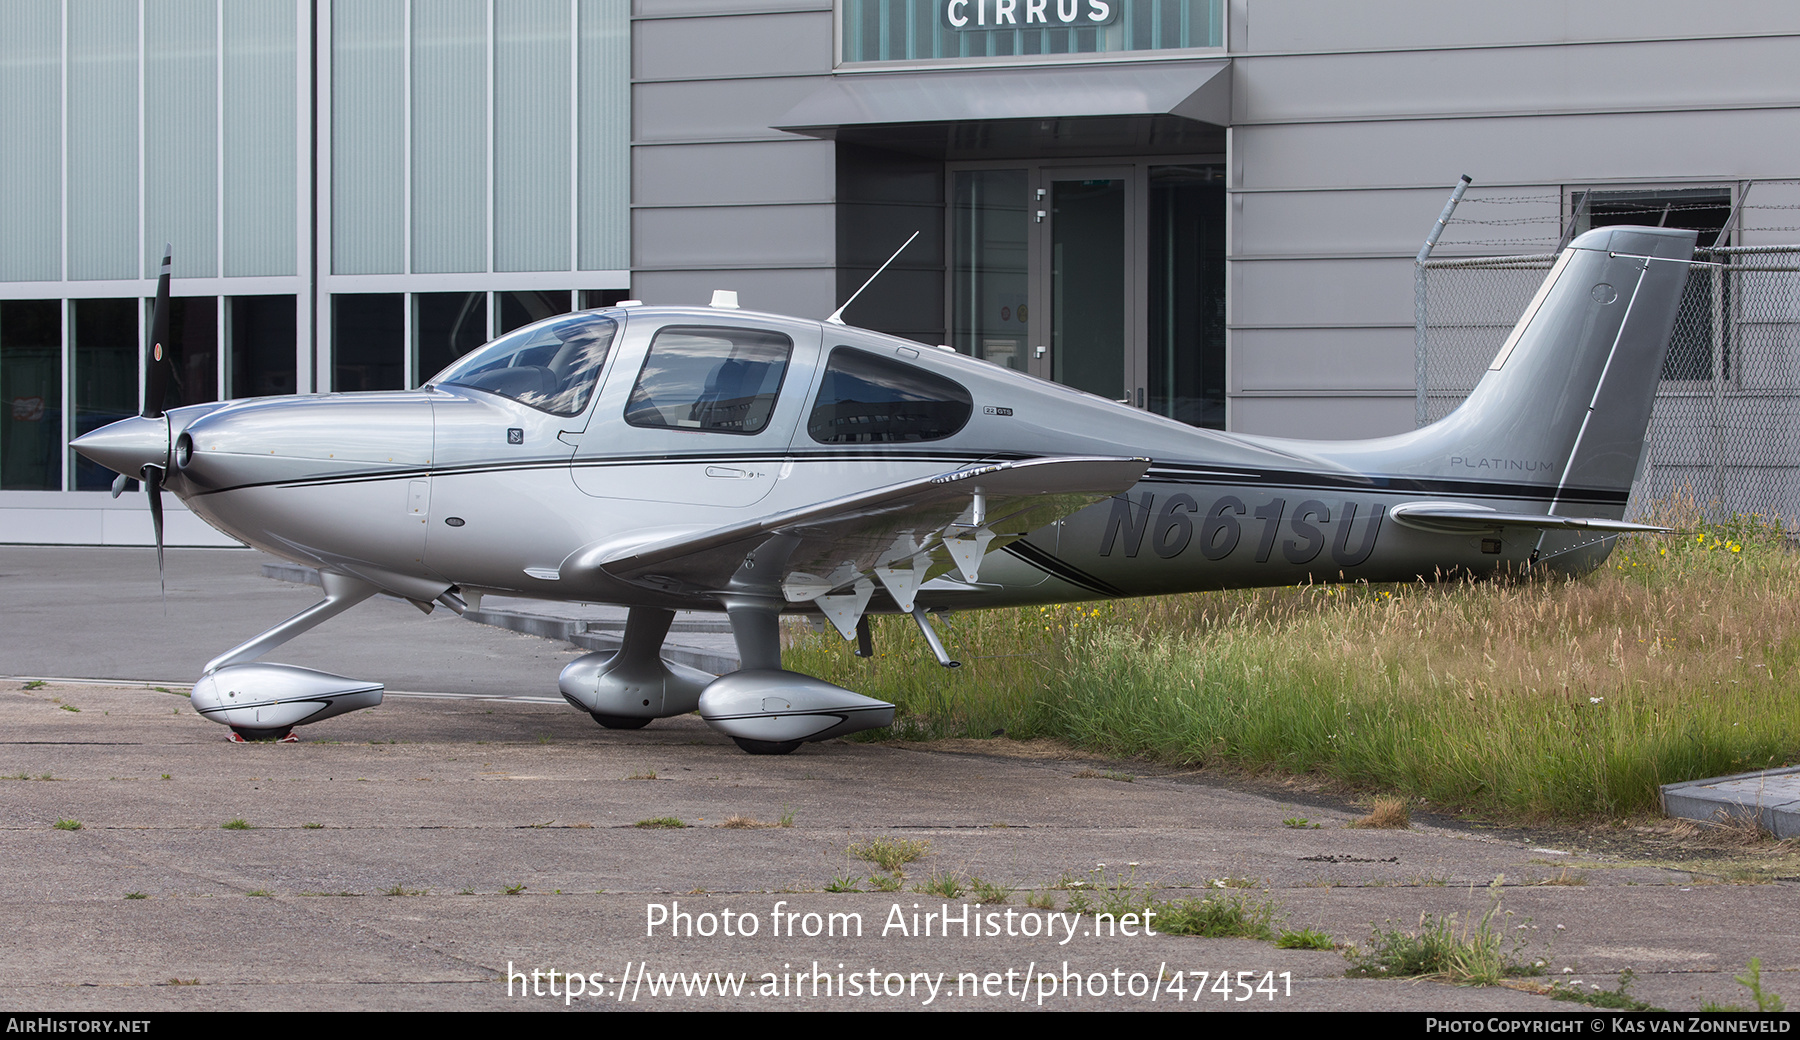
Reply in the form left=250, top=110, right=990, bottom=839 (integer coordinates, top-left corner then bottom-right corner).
left=429, top=312, right=618, bottom=417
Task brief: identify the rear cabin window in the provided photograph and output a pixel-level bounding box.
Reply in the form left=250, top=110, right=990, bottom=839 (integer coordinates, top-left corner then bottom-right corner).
left=807, top=347, right=973, bottom=444
left=624, top=327, right=792, bottom=435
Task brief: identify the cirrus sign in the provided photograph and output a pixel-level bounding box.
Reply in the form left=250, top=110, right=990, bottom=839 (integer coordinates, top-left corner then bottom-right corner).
left=942, top=0, right=1117, bottom=29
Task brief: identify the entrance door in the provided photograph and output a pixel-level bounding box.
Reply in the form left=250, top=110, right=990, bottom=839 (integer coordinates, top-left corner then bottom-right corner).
left=949, top=162, right=1225, bottom=428
left=1043, top=168, right=1135, bottom=405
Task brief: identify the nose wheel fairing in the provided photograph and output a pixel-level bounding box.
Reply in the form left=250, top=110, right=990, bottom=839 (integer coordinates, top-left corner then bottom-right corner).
left=192, top=662, right=383, bottom=733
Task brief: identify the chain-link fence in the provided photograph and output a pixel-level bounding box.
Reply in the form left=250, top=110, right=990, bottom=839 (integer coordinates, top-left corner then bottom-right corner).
left=1416, top=246, right=1800, bottom=523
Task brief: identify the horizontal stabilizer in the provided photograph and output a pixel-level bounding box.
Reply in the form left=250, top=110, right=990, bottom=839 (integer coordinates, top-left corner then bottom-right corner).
left=1389, top=502, right=1668, bottom=536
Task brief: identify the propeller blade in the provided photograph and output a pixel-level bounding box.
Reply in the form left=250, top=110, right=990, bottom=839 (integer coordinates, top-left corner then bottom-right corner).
left=110, top=471, right=130, bottom=498
left=143, top=246, right=172, bottom=420
left=144, top=465, right=166, bottom=610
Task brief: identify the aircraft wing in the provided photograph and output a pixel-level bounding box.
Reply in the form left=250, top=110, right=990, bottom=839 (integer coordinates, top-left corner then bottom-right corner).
left=585, top=456, right=1148, bottom=631
left=1389, top=502, right=1668, bottom=536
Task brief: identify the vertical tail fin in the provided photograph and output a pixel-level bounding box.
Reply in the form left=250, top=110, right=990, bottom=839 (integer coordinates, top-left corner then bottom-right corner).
left=1408, top=225, right=1697, bottom=516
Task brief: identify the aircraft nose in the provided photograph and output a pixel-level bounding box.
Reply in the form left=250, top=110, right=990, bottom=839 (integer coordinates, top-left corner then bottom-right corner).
left=70, top=414, right=170, bottom=478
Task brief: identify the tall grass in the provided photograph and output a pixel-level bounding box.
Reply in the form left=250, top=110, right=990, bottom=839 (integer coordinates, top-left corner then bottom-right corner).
left=785, top=510, right=1800, bottom=820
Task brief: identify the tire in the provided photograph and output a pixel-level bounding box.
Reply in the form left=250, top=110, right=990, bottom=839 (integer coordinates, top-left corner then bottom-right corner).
left=732, top=737, right=802, bottom=756
left=589, top=713, right=652, bottom=730
left=229, top=727, right=290, bottom=742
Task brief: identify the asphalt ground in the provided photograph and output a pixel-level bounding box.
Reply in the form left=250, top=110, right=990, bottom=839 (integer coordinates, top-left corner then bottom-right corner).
left=2, top=546, right=1796, bottom=1013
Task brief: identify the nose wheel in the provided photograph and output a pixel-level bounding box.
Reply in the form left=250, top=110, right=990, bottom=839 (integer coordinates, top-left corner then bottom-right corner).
left=228, top=727, right=299, bottom=743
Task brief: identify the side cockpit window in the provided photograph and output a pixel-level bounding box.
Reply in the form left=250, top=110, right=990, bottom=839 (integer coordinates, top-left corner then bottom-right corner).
left=432, top=312, right=617, bottom=417
left=807, top=347, right=973, bottom=444
left=625, top=326, right=793, bottom=435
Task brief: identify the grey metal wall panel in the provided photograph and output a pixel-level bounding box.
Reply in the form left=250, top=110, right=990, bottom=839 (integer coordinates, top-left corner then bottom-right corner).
left=1231, top=394, right=1410, bottom=439
left=332, top=0, right=405, bottom=275
left=1233, top=109, right=1800, bottom=192
left=495, top=0, right=572, bottom=272
left=411, top=0, right=487, bottom=274
left=633, top=204, right=836, bottom=267
left=578, top=0, right=631, bottom=271
left=1231, top=256, right=1414, bottom=327
left=1235, top=185, right=1564, bottom=259
left=634, top=78, right=830, bottom=142
left=635, top=0, right=829, bottom=18
left=634, top=140, right=835, bottom=206
left=1232, top=327, right=1414, bottom=392
left=633, top=267, right=836, bottom=318
left=223, top=0, right=298, bottom=278
left=1236, top=187, right=1455, bottom=258
left=146, top=0, right=217, bottom=278
left=67, top=0, right=137, bottom=281
left=635, top=11, right=831, bottom=80
left=0, top=3, right=62, bottom=282
left=1743, top=181, right=1800, bottom=246
left=1235, top=37, right=1800, bottom=126
left=1240, top=0, right=1800, bottom=54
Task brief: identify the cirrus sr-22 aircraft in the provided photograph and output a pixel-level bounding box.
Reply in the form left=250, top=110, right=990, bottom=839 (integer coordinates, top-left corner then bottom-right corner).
left=73, top=224, right=1696, bottom=754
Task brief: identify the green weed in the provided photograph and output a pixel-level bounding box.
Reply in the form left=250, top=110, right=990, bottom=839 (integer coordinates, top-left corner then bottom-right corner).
left=125, top=892, right=148, bottom=900
left=1343, top=879, right=1542, bottom=985
left=867, top=873, right=904, bottom=892
left=969, top=876, right=1011, bottom=904
left=633, top=817, right=687, bottom=829
left=53, top=818, right=81, bottom=831
left=220, top=819, right=252, bottom=830
left=849, top=836, right=931, bottom=873
left=1276, top=928, right=1335, bottom=950
left=1150, top=894, right=1279, bottom=940
left=824, top=874, right=861, bottom=893
left=914, top=872, right=964, bottom=899
left=1550, top=969, right=1658, bottom=1011
left=1702, top=958, right=1787, bottom=1013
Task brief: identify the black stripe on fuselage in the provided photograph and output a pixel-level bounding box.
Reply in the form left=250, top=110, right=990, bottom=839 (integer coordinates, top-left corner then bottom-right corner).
left=1140, top=461, right=1628, bottom=507
left=1002, top=540, right=1125, bottom=598
left=188, top=449, right=1622, bottom=507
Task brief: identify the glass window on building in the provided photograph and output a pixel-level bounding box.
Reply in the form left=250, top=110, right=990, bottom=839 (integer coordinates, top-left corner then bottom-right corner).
left=841, top=0, right=1222, bottom=63
left=951, top=169, right=1029, bottom=369
left=333, top=293, right=404, bottom=392
left=580, top=289, right=633, bottom=311
left=1, top=300, right=62, bottom=490
left=1574, top=188, right=1733, bottom=382
left=151, top=296, right=219, bottom=413
left=1148, top=164, right=1225, bottom=428
left=73, top=298, right=139, bottom=491
left=228, top=296, right=298, bottom=399
left=499, top=290, right=573, bottom=335
left=414, top=292, right=489, bottom=388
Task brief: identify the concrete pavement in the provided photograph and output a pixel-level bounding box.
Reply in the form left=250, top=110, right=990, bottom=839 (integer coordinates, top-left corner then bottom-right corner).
left=1, top=546, right=1795, bottom=1012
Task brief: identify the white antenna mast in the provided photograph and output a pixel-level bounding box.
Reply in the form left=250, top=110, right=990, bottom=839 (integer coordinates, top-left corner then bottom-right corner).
left=826, top=231, right=920, bottom=326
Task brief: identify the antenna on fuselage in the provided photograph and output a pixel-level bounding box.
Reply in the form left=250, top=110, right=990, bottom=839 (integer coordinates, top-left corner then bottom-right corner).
left=825, top=231, right=920, bottom=326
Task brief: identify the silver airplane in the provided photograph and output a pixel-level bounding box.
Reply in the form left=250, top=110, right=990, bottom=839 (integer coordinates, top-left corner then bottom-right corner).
left=73, top=225, right=1696, bottom=753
